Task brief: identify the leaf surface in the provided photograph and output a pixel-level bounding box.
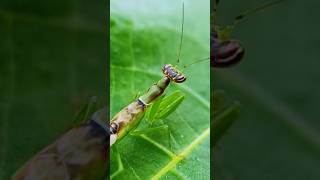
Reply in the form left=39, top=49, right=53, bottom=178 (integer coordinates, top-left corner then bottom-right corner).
left=110, top=0, right=210, bottom=179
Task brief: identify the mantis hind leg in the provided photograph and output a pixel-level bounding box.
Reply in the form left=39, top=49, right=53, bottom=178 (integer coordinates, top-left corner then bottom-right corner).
left=130, top=122, right=175, bottom=151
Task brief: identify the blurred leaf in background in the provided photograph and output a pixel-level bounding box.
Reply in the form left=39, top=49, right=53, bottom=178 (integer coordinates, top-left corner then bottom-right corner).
left=110, top=0, right=210, bottom=179
left=213, top=0, right=320, bottom=179
left=0, top=0, right=107, bottom=179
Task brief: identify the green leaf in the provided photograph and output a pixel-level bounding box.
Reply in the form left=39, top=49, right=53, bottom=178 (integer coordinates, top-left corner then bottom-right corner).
left=130, top=125, right=169, bottom=136
left=0, top=1, right=107, bottom=179
left=110, top=0, right=210, bottom=179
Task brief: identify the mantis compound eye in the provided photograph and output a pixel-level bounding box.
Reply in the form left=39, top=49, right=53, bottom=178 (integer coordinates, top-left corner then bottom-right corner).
left=162, top=64, right=186, bottom=83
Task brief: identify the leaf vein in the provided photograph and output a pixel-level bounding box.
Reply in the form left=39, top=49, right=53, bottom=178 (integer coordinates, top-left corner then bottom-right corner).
left=151, top=128, right=210, bottom=179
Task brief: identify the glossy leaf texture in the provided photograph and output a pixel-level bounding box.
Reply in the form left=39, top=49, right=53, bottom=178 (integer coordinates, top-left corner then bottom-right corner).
left=110, top=0, right=210, bottom=179
left=0, top=0, right=107, bottom=179
left=213, top=0, right=320, bottom=179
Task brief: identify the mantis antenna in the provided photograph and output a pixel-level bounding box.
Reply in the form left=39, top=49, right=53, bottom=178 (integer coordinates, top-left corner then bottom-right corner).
left=177, top=2, right=184, bottom=63
left=183, top=57, right=210, bottom=68
left=232, top=0, right=285, bottom=27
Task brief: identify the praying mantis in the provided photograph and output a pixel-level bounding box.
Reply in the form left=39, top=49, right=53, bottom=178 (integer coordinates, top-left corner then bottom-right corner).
left=109, top=67, right=187, bottom=179
left=110, top=2, right=189, bottom=147
left=110, top=64, right=186, bottom=147
left=109, top=1, right=210, bottom=179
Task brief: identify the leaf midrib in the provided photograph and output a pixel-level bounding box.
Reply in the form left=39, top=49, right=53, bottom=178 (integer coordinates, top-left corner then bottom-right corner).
left=151, top=128, right=210, bottom=179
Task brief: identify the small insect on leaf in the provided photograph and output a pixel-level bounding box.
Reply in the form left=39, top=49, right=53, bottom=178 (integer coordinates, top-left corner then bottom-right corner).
left=154, top=90, right=185, bottom=120
left=145, top=94, right=166, bottom=123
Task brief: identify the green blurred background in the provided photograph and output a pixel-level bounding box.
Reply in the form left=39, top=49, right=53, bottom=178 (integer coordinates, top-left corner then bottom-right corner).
left=0, top=0, right=107, bottom=179
left=1, top=0, right=320, bottom=179
left=213, top=0, right=320, bottom=179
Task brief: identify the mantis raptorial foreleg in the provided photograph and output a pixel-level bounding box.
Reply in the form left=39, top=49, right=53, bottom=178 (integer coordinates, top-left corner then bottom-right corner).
left=110, top=90, right=185, bottom=179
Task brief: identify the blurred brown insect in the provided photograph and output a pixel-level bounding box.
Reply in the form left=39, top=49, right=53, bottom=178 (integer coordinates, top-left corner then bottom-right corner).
left=211, top=26, right=244, bottom=68
left=12, top=99, right=108, bottom=180
left=211, top=0, right=284, bottom=68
